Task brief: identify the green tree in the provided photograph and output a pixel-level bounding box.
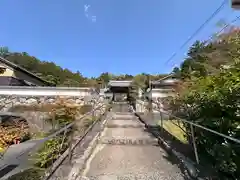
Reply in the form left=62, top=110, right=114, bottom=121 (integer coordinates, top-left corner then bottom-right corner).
left=0, top=47, right=9, bottom=57
left=171, top=27, right=240, bottom=179
left=22, top=52, right=29, bottom=56
left=98, top=72, right=111, bottom=83
left=172, top=67, right=181, bottom=78
left=1, top=49, right=87, bottom=87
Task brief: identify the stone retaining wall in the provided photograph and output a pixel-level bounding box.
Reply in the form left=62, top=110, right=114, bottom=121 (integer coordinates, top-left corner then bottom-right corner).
left=0, top=95, right=105, bottom=133
left=0, top=95, right=88, bottom=112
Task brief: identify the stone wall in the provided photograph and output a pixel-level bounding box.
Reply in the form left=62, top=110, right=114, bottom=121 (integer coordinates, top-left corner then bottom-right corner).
left=0, top=95, right=106, bottom=133
left=0, top=95, right=107, bottom=111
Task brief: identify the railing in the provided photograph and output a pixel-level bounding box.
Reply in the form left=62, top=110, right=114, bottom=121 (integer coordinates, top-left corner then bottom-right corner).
left=134, top=99, right=240, bottom=178
left=0, top=98, right=111, bottom=180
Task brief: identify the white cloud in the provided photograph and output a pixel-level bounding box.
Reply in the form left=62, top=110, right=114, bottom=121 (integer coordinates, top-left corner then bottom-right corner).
left=84, top=4, right=90, bottom=12
left=84, top=4, right=97, bottom=23
left=91, top=16, right=97, bottom=22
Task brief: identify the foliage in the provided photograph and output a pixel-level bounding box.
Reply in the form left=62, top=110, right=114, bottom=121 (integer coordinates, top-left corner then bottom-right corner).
left=6, top=102, right=104, bottom=179
left=171, top=27, right=240, bottom=179
left=78, top=104, right=93, bottom=114
left=0, top=46, right=10, bottom=57
left=0, top=118, right=30, bottom=152
left=112, top=74, right=134, bottom=81
left=82, top=116, right=96, bottom=128
left=32, top=103, right=73, bottom=167
left=160, top=120, right=187, bottom=144
left=7, top=168, right=44, bottom=180
left=32, top=100, right=95, bottom=168
left=49, top=98, right=81, bottom=127
left=96, top=72, right=112, bottom=85
left=132, top=73, right=149, bottom=90
left=34, top=135, right=69, bottom=168
left=127, top=84, right=138, bottom=107
left=172, top=27, right=240, bottom=81
left=1, top=50, right=88, bottom=86
left=1, top=46, right=171, bottom=88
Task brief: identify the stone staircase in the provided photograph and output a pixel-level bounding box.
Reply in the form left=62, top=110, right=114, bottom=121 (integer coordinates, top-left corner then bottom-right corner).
left=100, top=114, right=158, bottom=146
left=80, top=103, right=186, bottom=180
left=106, top=118, right=144, bottom=128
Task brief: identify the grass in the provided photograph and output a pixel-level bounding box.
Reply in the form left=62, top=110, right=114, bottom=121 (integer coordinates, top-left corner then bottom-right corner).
left=7, top=167, right=45, bottom=180
left=158, top=120, right=188, bottom=144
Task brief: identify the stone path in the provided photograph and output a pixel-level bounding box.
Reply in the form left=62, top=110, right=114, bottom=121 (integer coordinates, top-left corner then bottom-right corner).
left=0, top=139, right=43, bottom=180
left=79, top=106, right=186, bottom=180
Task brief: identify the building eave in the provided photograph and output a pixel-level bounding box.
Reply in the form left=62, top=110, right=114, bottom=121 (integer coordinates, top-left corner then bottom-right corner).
left=0, top=56, right=53, bottom=86
left=108, top=80, right=133, bottom=87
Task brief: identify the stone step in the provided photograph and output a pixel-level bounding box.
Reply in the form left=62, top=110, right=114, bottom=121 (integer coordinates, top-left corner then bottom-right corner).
left=114, top=112, right=133, bottom=115
left=104, top=127, right=152, bottom=138
left=106, top=120, right=144, bottom=128
left=112, top=117, right=139, bottom=121
left=85, top=172, right=183, bottom=180
left=114, top=112, right=134, bottom=115
left=99, top=128, right=158, bottom=145
left=84, top=145, right=184, bottom=180
left=112, top=115, right=138, bottom=120
left=99, top=137, right=158, bottom=145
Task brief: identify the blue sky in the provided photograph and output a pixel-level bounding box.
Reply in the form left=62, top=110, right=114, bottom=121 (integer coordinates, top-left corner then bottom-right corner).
left=0, top=0, right=239, bottom=77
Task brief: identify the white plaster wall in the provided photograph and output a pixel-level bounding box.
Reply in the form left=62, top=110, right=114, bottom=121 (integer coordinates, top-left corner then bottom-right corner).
left=151, top=89, right=175, bottom=99
left=0, top=86, right=91, bottom=96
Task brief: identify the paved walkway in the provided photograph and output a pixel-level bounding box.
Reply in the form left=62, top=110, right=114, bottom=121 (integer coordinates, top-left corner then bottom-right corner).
left=0, top=139, right=43, bottom=180
left=80, top=110, right=186, bottom=180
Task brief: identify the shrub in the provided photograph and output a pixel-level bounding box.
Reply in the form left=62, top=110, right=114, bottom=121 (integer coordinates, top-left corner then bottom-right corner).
left=7, top=168, right=44, bottom=180
left=32, top=102, right=95, bottom=169
left=79, top=104, right=93, bottom=114
left=0, top=118, right=30, bottom=152
left=171, top=61, right=240, bottom=179
left=34, top=135, right=69, bottom=168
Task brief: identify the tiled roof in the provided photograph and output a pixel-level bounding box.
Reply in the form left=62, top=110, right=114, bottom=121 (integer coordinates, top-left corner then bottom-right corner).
left=151, top=78, right=179, bottom=85
left=0, top=56, right=53, bottom=86
left=108, top=80, right=132, bottom=87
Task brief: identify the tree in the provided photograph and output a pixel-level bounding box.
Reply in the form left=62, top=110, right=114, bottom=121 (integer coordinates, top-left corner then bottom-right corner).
left=172, top=67, right=181, bottom=78
left=0, top=47, right=9, bottom=57
left=22, top=52, right=29, bottom=56
left=171, top=26, right=240, bottom=179
left=98, top=72, right=111, bottom=86
left=1, top=48, right=87, bottom=87
left=132, top=73, right=148, bottom=90
left=176, top=27, right=240, bottom=81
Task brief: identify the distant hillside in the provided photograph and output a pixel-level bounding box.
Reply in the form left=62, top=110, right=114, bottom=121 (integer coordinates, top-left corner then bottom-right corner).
left=0, top=49, right=92, bottom=86
left=0, top=47, right=169, bottom=87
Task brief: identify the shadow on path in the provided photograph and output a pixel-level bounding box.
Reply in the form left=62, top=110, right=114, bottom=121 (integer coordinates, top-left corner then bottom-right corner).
left=136, top=113, right=219, bottom=180
left=146, top=125, right=193, bottom=158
